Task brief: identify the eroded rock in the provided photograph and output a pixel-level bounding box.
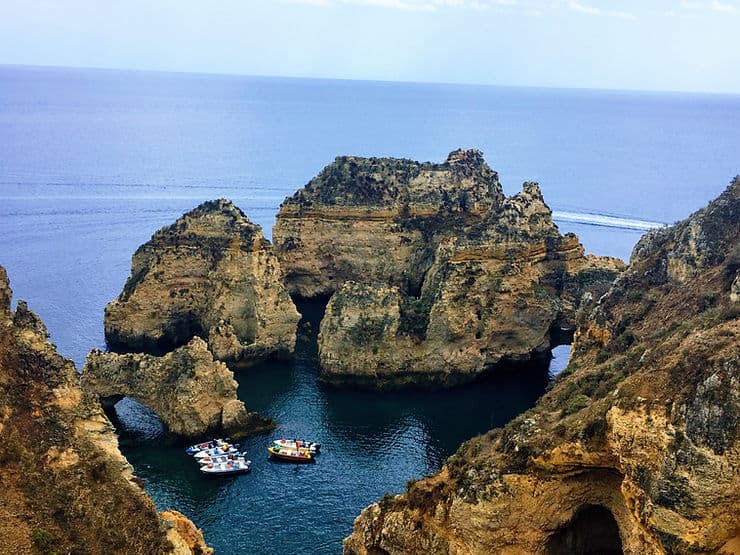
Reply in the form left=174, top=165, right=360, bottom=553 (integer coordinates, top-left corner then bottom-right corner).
left=274, top=149, right=503, bottom=299
left=0, top=266, right=211, bottom=554
left=82, top=337, right=274, bottom=439
left=318, top=180, right=623, bottom=388
left=105, top=199, right=300, bottom=363
left=344, top=178, right=740, bottom=554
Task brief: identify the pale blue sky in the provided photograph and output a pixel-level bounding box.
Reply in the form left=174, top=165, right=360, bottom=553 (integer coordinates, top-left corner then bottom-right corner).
left=1, top=0, right=739, bottom=93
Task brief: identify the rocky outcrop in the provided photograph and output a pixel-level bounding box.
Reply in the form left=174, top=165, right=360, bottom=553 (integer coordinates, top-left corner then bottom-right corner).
left=0, top=266, right=212, bottom=554
left=318, top=181, right=624, bottom=388
left=343, top=178, right=740, bottom=554
left=82, top=337, right=274, bottom=439
left=105, top=199, right=300, bottom=363
left=273, top=149, right=504, bottom=299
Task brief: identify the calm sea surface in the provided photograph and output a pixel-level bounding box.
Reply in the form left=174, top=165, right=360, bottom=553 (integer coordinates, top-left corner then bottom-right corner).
left=1, top=65, right=738, bottom=553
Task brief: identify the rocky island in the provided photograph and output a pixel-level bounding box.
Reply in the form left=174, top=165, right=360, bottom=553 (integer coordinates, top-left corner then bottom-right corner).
left=344, top=178, right=739, bottom=554
left=0, top=266, right=211, bottom=554
left=105, top=198, right=300, bottom=364
left=275, top=151, right=624, bottom=388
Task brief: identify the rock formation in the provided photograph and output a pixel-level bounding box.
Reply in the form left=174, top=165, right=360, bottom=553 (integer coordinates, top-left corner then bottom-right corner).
left=343, top=178, right=740, bottom=554
left=317, top=179, right=624, bottom=388
left=105, top=199, right=300, bottom=364
left=273, top=149, right=504, bottom=299
left=0, top=266, right=212, bottom=554
left=82, top=337, right=274, bottom=439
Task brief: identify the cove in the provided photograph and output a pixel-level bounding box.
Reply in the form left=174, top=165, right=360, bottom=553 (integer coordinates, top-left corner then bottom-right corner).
left=114, top=301, right=565, bottom=553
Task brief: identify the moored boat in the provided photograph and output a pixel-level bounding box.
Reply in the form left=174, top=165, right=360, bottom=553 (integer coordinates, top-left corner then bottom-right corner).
left=200, top=458, right=252, bottom=476
left=273, top=438, right=321, bottom=454
left=185, top=438, right=230, bottom=455
left=267, top=445, right=314, bottom=463
left=197, top=453, right=245, bottom=466
left=194, top=444, right=239, bottom=459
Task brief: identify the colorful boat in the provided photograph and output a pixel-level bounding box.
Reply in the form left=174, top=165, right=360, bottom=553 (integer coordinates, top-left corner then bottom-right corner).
left=197, top=453, right=244, bottom=466
left=185, top=438, right=229, bottom=455
left=200, top=458, right=252, bottom=476
left=267, top=445, right=314, bottom=463
left=194, top=444, right=239, bottom=459
left=273, top=439, right=321, bottom=454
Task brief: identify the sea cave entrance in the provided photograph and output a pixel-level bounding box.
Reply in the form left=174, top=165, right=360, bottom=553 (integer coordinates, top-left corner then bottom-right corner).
left=546, top=504, right=624, bottom=555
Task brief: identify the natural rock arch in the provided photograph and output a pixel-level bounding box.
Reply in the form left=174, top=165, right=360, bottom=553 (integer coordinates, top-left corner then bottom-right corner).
left=546, top=504, right=624, bottom=555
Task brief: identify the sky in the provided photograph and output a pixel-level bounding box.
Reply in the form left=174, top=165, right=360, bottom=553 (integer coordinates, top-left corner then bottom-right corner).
left=1, top=0, right=739, bottom=93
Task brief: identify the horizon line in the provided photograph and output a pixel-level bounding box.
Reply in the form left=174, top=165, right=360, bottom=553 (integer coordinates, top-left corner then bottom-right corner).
left=3, top=62, right=740, bottom=98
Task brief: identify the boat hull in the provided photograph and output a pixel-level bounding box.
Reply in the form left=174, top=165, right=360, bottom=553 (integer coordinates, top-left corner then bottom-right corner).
left=267, top=446, right=314, bottom=463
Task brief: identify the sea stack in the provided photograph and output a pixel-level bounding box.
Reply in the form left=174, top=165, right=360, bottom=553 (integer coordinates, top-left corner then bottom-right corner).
left=105, top=199, right=300, bottom=364
left=0, top=266, right=212, bottom=554
left=343, top=178, right=740, bottom=554
left=273, top=149, right=504, bottom=299
left=276, top=150, right=624, bottom=388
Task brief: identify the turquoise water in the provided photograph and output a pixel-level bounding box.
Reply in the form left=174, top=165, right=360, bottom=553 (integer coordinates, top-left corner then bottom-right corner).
left=1, top=65, right=738, bottom=552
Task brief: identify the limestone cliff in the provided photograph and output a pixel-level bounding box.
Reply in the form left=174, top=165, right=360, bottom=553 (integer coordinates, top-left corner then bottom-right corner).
left=273, top=149, right=504, bottom=299
left=319, top=182, right=624, bottom=388
left=0, top=266, right=212, bottom=554
left=82, top=337, right=274, bottom=439
left=344, top=178, right=739, bottom=554
left=105, top=199, right=300, bottom=363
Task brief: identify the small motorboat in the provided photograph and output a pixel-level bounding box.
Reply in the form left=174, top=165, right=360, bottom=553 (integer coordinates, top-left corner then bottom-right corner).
left=273, top=439, right=321, bottom=454
left=197, top=453, right=244, bottom=466
left=185, top=438, right=229, bottom=455
left=194, top=444, right=239, bottom=459
left=267, top=445, right=314, bottom=463
left=200, top=458, right=252, bottom=476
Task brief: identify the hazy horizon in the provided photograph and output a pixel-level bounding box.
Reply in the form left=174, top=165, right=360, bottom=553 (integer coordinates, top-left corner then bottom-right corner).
left=4, top=62, right=740, bottom=97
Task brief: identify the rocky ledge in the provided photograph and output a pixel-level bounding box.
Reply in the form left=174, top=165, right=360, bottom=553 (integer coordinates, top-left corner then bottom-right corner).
left=318, top=180, right=624, bottom=388
left=105, top=199, right=300, bottom=364
left=0, top=266, right=212, bottom=554
left=343, top=178, right=739, bottom=554
left=82, top=337, right=274, bottom=439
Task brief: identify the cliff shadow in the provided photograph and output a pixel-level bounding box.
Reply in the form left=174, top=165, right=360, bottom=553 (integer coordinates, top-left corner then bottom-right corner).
left=546, top=504, right=624, bottom=555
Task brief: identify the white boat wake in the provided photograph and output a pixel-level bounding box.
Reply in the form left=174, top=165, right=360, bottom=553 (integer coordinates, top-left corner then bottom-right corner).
left=553, top=211, right=668, bottom=231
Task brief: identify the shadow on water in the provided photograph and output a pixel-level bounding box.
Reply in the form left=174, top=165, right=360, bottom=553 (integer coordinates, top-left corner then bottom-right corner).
left=113, top=298, right=570, bottom=553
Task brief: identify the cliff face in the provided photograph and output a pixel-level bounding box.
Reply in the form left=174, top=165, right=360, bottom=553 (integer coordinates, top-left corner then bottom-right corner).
left=344, top=178, right=739, bottom=554
left=273, top=149, right=504, bottom=299
left=318, top=182, right=624, bottom=388
left=105, top=199, right=300, bottom=363
left=0, top=266, right=212, bottom=555
left=82, top=338, right=274, bottom=439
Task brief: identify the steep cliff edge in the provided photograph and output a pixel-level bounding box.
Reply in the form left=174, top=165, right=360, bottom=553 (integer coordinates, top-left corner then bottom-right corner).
left=318, top=181, right=624, bottom=388
left=82, top=338, right=274, bottom=439
left=344, top=178, right=739, bottom=554
left=273, top=149, right=504, bottom=299
left=0, top=266, right=212, bottom=554
left=105, top=199, right=300, bottom=363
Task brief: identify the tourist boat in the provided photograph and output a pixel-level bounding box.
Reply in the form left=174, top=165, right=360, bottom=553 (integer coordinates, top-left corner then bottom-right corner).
left=267, top=445, right=314, bottom=463
left=273, top=438, right=321, bottom=454
left=200, top=458, right=252, bottom=476
left=193, top=444, right=239, bottom=459
left=197, top=453, right=244, bottom=466
left=185, top=438, right=230, bottom=455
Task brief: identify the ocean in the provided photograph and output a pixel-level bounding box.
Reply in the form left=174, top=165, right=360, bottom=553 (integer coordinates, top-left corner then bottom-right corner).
left=1, top=64, right=738, bottom=553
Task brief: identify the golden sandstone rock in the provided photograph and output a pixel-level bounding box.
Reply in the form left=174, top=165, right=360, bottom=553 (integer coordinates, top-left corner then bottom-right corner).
left=343, top=178, right=740, bottom=554
left=0, top=267, right=211, bottom=554
left=278, top=151, right=623, bottom=388
left=82, top=337, right=274, bottom=439
left=105, top=199, right=300, bottom=364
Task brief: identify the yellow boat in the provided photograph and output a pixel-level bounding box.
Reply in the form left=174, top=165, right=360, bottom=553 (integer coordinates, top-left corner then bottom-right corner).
left=267, top=445, right=314, bottom=463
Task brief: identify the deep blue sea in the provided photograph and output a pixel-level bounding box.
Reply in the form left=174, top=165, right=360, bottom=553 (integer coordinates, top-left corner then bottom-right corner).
left=1, top=64, right=738, bottom=553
